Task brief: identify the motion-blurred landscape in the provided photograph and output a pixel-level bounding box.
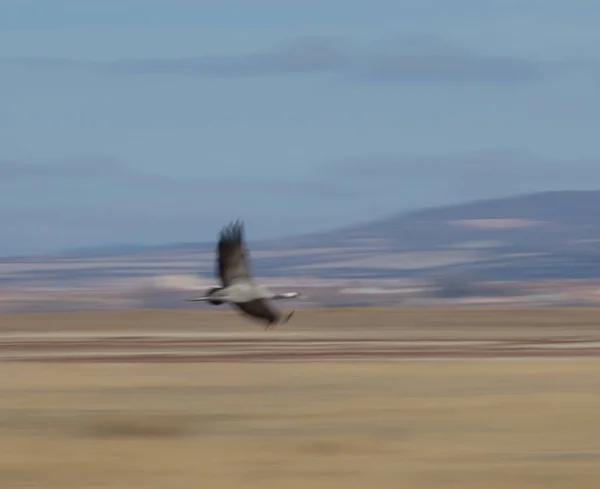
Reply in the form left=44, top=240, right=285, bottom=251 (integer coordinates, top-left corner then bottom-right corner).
left=2, top=308, right=600, bottom=488
left=4, top=2, right=600, bottom=487
left=4, top=190, right=600, bottom=313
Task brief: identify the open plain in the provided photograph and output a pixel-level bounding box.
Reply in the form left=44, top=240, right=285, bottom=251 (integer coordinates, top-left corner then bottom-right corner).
left=0, top=308, right=599, bottom=362
left=1, top=308, right=600, bottom=488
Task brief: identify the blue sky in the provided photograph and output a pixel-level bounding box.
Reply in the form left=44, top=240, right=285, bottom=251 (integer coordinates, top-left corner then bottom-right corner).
left=1, top=0, right=599, bottom=255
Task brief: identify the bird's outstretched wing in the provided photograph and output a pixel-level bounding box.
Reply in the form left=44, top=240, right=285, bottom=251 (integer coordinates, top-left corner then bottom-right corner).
left=233, top=298, right=280, bottom=325
left=216, top=220, right=253, bottom=287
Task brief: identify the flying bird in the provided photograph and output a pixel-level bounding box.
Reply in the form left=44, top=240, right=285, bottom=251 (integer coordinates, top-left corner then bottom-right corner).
left=186, top=220, right=299, bottom=330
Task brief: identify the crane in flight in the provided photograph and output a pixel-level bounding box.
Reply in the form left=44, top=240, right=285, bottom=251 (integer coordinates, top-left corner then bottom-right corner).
left=186, top=220, right=299, bottom=330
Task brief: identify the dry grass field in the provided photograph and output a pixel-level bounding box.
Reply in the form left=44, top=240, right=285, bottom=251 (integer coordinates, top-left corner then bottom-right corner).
left=0, top=308, right=599, bottom=488
left=1, top=362, right=600, bottom=488
left=1, top=307, right=600, bottom=336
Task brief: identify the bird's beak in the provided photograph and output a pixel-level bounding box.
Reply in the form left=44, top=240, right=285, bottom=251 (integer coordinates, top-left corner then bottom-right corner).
left=185, top=297, right=207, bottom=302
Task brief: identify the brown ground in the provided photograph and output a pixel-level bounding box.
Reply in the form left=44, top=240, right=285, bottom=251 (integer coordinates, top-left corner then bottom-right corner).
left=0, top=308, right=599, bottom=361
left=1, top=307, right=600, bottom=335
left=0, top=309, right=600, bottom=488
left=1, top=361, right=599, bottom=488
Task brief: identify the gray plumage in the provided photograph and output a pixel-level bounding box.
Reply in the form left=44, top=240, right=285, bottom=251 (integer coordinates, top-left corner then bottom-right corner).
left=186, top=220, right=297, bottom=329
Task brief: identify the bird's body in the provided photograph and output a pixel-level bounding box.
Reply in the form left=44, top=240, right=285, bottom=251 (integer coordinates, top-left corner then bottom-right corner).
left=209, top=282, right=271, bottom=303
left=186, top=220, right=298, bottom=329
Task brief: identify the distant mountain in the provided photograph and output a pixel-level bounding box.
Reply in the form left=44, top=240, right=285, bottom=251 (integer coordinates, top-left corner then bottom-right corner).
left=276, top=190, right=600, bottom=251
left=15, top=190, right=600, bottom=284
left=257, top=190, right=600, bottom=279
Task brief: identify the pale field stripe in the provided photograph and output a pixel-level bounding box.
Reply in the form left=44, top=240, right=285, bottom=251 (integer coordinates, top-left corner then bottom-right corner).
left=0, top=351, right=597, bottom=362
left=295, top=251, right=484, bottom=270
left=0, top=345, right=509, bottom=356
left=0, top=334, right=502, bottom=348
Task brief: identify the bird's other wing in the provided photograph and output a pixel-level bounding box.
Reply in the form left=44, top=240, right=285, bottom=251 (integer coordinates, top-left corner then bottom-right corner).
left=216, top=220, right=253, bottom=287
left=233, top=298, right=280, bottom=324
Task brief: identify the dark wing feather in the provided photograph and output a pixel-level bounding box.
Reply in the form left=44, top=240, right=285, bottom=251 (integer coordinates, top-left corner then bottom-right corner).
left=216, top=220, right=253, bottom=286
left=233, top=298, right=281, bottom=324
